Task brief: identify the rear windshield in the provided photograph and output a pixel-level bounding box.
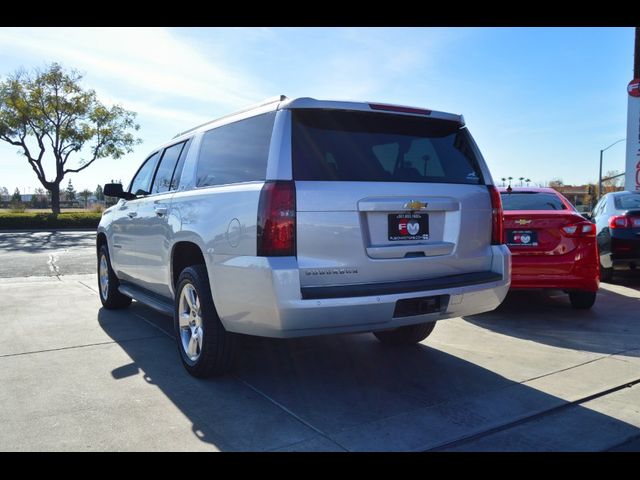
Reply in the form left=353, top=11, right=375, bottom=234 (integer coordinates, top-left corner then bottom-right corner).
left=614, top=194, right=640, bottom=210
left=291, top=109, right=484, bottom=184
left=500, top=192, right=567, bottom=211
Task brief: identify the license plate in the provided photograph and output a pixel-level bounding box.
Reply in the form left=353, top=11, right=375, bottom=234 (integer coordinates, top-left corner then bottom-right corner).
left=507, top=229, right=538, bottom=246
left=388, top=213, right=429, bottom=241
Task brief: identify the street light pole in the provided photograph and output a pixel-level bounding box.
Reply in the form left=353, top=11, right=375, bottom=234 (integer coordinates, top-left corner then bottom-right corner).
left=598, top=138, right=626, bottom=199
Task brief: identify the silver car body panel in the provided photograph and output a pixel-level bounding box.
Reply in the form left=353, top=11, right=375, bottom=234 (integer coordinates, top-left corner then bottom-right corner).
left=98, top=96, right=510, bottom=337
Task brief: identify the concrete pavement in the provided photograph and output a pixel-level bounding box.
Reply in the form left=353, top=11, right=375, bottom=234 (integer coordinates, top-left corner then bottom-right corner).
left=0, top=232, right=639, bottom=451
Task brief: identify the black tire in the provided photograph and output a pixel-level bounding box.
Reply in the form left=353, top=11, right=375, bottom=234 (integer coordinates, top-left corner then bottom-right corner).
left=373, top=322, right=436, bottom=346
left=174, top=265, right=237, bottom=378
left=569, top=291, right=597, bottom=309
left=599, top=265, right=613, bottom=282
left=97, top=244, right=132, bottom=309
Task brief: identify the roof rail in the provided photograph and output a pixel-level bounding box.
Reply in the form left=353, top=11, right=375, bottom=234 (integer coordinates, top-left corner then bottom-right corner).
left=173, top=95, right=288, bottom=138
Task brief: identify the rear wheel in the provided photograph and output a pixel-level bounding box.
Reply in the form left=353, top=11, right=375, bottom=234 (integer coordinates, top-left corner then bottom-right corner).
left=373, top=322, right=436, bottom=346
left=569, top=291, right=597, bottom=309
left=174, top=265, right=237, bottom=377
left=97, top=245, right=132, bottom=309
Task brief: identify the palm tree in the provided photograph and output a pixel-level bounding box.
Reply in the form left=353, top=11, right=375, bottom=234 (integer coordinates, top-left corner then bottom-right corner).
left=525, top=178, right=531, bottom=187
left=519, top=176, right=525, bottom=186
left=500, top=177, right=506, bottom=187
left=79, top=189, right=92, bottom=209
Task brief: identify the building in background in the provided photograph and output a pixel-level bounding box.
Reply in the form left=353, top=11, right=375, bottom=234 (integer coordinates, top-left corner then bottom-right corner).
left=549, top=184, right=624, bottom=212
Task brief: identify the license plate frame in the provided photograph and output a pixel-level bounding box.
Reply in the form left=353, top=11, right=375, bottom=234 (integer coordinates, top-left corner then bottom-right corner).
left=388, top=213, right=430, bottom=241
left=507, top=229, right=538, bottom=247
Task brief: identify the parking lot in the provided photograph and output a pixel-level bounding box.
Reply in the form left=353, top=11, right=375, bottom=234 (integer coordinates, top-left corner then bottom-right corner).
left=0, top=231, right=639, bottom=451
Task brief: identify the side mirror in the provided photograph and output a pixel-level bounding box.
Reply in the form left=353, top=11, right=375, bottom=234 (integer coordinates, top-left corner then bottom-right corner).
left=104, top=183, right=135, bottom=200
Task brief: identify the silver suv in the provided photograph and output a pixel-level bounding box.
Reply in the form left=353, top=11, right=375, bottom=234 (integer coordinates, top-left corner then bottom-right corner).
left=97, top=96, right=511, bottom=377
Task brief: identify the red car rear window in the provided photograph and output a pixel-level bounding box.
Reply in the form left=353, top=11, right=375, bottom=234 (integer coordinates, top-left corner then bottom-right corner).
left=500, top=192, right=567, bottom=211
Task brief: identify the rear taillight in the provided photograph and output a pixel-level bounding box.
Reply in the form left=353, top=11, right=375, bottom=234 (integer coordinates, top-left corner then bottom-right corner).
left=562, top=222, right=595, bottom=237
left=609, top=215, right=640, bottom=229
left=488, top=185, right=504, bottom=245
left=257, top=181, right=296, bottom=256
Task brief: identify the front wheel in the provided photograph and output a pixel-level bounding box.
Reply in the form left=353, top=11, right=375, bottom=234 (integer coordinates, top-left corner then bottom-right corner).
left=174, top=265, right=237, bottom=378
left=373, top=322, right=436, bottom=346
left=569, top=291, right=597, bottom=309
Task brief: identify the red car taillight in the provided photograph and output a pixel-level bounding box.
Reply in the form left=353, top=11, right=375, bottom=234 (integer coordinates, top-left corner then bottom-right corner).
left=488, top=185, right=504, bottom=245
left=257, top=181, right=296, bottom=256
left=609, top=215, right=640, bottom=229
left=562, top=221, right=596, bottom=237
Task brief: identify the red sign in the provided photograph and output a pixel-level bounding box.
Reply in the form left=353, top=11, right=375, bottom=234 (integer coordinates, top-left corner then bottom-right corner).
left=629, top=79, right=640, bottom=97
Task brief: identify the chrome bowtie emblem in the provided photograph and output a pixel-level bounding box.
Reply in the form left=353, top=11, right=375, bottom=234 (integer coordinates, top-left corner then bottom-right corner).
left=404, top=200, right=427, bottom=210
left=516, top=219, right=532, bottom=225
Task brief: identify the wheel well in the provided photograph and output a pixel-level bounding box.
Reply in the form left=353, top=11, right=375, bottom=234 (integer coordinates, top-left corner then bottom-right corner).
left=172, top=242, right=206, bottom=289
left=97, top=232, right=107, bottom=255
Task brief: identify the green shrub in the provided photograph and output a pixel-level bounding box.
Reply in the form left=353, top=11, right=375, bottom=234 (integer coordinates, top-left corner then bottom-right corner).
left=0, top=211, right=103, bottom=230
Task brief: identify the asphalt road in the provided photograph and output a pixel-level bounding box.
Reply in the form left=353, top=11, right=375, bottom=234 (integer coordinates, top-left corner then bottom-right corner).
left=0, top=231, right=96, bottom=278
left=0, top=231, right=639, bottom=451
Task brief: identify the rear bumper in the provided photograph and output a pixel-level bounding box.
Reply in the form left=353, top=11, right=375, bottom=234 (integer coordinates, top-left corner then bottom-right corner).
left=510, top=247, right=599, bottom=292
left=605, top=235, right=640, bottom=269
left=209, top=245, right=511, bottom=338
left=300, top=271, right=503, bottom=299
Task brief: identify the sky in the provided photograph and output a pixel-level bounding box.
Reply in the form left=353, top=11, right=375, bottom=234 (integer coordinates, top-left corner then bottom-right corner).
left=0, top=27, right=635, bottom=194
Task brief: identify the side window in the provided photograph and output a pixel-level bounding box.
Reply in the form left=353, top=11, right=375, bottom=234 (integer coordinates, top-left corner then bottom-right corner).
left=372, top=143, right=399, bottom=175
left=404, top=138, right=446, bottom=178
left=129, top=152, right=160, bottom=196
left=371, top=140, right=447, bottom=179
left=152, top=141, right=187, bottom=194
left=196, top=112, right=276, bottom=187
left=169, top=141, right=190, bottom=190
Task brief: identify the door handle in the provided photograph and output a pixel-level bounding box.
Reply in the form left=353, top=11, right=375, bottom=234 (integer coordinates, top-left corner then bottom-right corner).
left=127, top=212, right=137, bottom=218
left=155, top=206, right=168, bottom=216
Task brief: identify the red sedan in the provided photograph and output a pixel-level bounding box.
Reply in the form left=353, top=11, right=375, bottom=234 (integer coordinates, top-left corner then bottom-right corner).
left=499, top=187, right=599, bottom=309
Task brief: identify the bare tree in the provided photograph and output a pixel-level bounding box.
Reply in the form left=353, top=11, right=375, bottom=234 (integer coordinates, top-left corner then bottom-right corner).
left=0, top=63, right=141, bottom=214
left=602, top=170, right=624, bottom=193
left=548, top=178, right=564, bottom=188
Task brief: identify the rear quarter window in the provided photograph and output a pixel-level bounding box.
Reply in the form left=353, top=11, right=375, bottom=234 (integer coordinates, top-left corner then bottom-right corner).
left=291, top=109, right=484, bottom=184
left=196, top=112, right=276, bottom=187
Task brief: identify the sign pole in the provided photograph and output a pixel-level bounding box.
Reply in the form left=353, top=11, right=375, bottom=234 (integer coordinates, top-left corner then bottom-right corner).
left=624, top=27, right=640, bottom=192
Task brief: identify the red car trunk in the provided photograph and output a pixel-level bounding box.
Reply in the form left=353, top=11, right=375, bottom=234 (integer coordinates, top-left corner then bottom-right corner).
left=505, top=211, right=587, bottom=255
left=500, top=188, right=599, bottom=295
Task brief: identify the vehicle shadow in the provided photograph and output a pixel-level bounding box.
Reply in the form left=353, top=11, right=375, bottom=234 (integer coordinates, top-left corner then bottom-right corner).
left=464, top=271, right=640, bottom=357
left=608, top=270, right=640, bottom=290
left=98, top=304, right=640, bottom=451
left=0, top=231, right=95, bottom=253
